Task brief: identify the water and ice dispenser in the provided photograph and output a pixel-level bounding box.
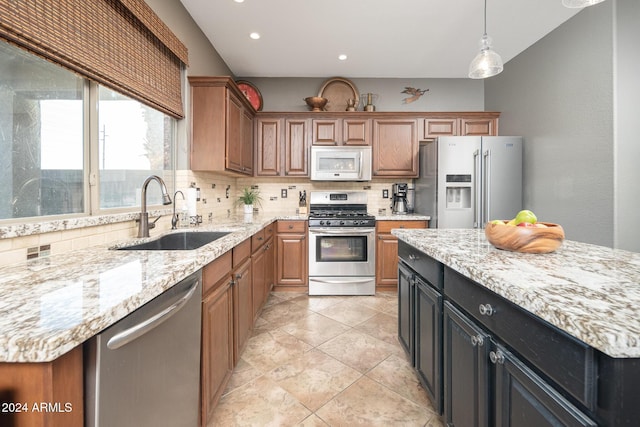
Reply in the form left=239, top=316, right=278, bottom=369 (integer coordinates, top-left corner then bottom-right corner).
left=445, top=174, right=471, bottom=209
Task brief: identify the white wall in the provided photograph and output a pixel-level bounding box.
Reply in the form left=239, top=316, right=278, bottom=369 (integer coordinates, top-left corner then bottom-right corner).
left=485, top=3, right=616, bottom=247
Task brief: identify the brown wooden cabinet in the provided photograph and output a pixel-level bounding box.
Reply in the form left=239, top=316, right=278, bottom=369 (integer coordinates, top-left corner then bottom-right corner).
left=375, top=220, right=428, bottom=291
left=372, top=119, right=419, bottom=178
left=232, top=239, right=253, bottom=364
left=312, top=118, right=370, bottom=146
left=0, top=346, right=84, bottom=427
left=251, top=224, right=275, bottom=320
left=189, top=76, right=254, bottom=175
left=201, top=250, right=233, bottom=425
left=255, top=116, right=309, bottom=177
left=422, top=113, right=499, bottom=139
left=275, top=220, right=308, bottom=291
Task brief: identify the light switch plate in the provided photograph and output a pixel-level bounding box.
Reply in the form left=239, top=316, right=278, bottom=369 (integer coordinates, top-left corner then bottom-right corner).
left=382, top=189, right=389, bottom=198
left=281, top=189, right=287, bottom=198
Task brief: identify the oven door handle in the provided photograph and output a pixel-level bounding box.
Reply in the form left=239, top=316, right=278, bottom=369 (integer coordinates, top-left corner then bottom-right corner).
left=311, top=278, right=374, bottom=285
left=308, top=228, right=374, bottom=235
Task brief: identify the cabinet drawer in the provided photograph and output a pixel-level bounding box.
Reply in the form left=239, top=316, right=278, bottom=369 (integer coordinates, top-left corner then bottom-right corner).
left=376, top=220, right=427, bottom=234
left=398, top=241, right=442, bottom=290
left=203, top=251, right=232, bottom=295
left=233, top=238, right=251, bottom=267
left=444, top=267, right=596, bottom=410
left=264, top=222, right=275, bottom=241
left=277, top=220, right=307, bottom=233
left=251, top=229, right=266, bottom=251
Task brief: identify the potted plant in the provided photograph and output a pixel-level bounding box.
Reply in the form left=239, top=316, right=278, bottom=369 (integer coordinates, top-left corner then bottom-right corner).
left=237, top=187, right=261, bottom=214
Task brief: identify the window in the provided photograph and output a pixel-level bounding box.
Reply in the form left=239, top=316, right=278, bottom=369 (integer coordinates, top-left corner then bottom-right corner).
left=0, top=40, right=175, bottom=222
left=98, top=87, right=174, bottom=210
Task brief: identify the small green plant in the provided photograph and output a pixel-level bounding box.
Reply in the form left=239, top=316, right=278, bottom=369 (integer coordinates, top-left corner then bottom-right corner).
left=236, top=187, right=262, bottom=207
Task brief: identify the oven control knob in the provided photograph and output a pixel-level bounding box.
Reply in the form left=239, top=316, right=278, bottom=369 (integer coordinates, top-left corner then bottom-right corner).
left=340, top=220, right=345, bottom=225
left=319, top=220, right=325, bottom=226
left=326, top=220, right=331, bottom=226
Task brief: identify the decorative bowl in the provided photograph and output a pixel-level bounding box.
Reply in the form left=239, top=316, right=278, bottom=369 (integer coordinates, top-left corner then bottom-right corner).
left=484, top=221, right=565, bottom=254
left=304, top=96, right=328, bottom=112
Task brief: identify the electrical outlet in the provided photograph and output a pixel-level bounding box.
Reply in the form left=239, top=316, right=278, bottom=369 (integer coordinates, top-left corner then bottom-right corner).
left=281, top=189, right=287, bottom=198
left=382, top=189, right=389, bottom=198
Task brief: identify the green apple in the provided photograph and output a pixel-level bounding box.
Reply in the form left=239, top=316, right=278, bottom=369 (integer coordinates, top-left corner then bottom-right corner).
left=490, top=219, right=503, bottom=225
left=514, top=209, right=537, bottom=225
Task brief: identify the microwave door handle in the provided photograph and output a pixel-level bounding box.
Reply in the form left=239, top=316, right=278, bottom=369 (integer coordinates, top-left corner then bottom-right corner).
left=358, top=153, right=363, bottom=180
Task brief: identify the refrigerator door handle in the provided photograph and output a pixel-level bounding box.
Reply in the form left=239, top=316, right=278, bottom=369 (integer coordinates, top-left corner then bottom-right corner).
left=483, top=149, right=491, bottom=227
left=473, top=149, right=482, bottom=228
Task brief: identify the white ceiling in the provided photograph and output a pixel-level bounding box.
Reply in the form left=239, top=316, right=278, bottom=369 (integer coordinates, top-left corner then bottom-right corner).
left=179, top=0, right=581, bottom=79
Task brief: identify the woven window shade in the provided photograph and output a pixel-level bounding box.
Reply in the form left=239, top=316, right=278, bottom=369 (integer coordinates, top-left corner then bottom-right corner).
left=0, top=0, right=188, bottom=118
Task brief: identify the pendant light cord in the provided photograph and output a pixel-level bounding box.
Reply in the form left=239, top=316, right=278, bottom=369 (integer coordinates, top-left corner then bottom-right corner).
left=483, top=0, right=488, bottom=36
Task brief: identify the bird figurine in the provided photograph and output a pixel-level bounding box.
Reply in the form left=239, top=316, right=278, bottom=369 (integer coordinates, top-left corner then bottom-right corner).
left=401, top=87, right=429, bottom=104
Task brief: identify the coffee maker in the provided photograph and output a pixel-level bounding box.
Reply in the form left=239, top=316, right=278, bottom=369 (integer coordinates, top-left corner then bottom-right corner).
left=391, top=183, right=409, bottom=214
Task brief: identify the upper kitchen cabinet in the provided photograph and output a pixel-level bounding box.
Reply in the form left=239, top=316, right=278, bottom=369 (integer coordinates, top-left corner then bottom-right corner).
left=422, top=112, right=500, bottom=139
left=311, top=118, right=371, bottom=146
left=189, top=77, right=255, bottom=176
left=372, top=118, right=419, bottom=178
left=255, top=114, right=309, bottom=177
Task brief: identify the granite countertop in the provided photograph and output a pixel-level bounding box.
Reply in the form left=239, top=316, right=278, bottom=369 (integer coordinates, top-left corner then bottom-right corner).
left=392, top=228, right=640, bottom=359
left=0, top=213, right=305, bottom=363
left=373, top=214, right=431, bottom=221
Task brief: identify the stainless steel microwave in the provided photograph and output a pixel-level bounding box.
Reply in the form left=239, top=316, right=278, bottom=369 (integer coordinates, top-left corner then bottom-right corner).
left=310, top=146, right=372, bottom=181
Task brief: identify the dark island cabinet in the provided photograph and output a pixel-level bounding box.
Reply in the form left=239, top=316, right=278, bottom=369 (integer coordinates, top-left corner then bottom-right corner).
left=398, top=241, right=444, bottom=414
left=443, top=301, right=490, bottom=427
left=397, top=240, right=606, bottom=427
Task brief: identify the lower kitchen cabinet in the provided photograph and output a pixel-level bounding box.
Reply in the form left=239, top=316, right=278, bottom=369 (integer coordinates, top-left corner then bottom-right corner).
left=251, top=225, right=275, bottom=321
left=443, top=301, right=490, bottom=427
left=201, top=252, right=234, bottom=425
left=399, top=240, right=598, bottom=427
left=275, top=220, right=308, bottom=291
left=375, top=220, right=427, bottom=291
left=232, top=243, right=253, bottom=365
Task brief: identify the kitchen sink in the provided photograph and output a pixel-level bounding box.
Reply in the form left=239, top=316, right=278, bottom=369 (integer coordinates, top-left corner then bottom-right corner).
left=116, top=231, right=230, bottom=251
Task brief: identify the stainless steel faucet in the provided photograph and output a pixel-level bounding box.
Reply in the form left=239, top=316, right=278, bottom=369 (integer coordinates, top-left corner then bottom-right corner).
left=138, top=175, right=172, bottom=238
left=171, top=190, right=185, bottom=230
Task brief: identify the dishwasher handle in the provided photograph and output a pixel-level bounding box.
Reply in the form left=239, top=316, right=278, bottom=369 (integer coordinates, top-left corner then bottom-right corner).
left=107, top=279, right=200, bottom=350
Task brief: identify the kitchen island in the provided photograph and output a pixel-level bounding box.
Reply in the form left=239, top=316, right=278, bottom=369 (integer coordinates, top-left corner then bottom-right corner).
left=392, top=228, right=640, bottom=426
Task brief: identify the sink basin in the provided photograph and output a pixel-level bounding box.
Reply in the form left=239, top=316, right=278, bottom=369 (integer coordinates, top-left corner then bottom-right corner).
left=117, top=231, right=230, bottom=251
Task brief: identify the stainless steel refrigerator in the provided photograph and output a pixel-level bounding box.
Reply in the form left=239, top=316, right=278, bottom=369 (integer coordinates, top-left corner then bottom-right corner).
left=414, top=136, right=522, bottom=228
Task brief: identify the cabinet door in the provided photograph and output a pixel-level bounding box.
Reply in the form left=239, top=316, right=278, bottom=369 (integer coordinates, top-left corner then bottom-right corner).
left=226, top=93, right=244, bottom=173
left=265, top=236, right=275, bottom=295
left=251, top=245, right=266, bottom=321
left=284, top=119, right=309, bottom=176
left=201, top=276, right=233, bottom=424
left=233, top=258, right=252, bottom=364
left=376, top=233, right=399, bottom=289
left=372, top=119, right=418, bottom=177
left=241, top=108, right=253, bottom=175
left=443, top=301, right=490, bottom=427
left=275, top=232, right=307, bottom=286
left=493, top=344, right=597, bottom=427
left=415, top=277, right=443, bottom=415
left=256, top=118, right=281, bottom=176
left=423, top=118, right=458, bottom=139
left=343, top=118, right=370, bottom=145
left=397, top=261, right=414, bottom=362
left=459, top=118, right=497, bottom=136
left=312, top=119, right=340, bottom=145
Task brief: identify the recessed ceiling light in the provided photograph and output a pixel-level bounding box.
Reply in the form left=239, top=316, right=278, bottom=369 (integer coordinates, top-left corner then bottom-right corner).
left=249, top=32, right=260, bottom=40
left=234, top=0, right=244, bottom=3
left=338, top=54, right=348, bottom=61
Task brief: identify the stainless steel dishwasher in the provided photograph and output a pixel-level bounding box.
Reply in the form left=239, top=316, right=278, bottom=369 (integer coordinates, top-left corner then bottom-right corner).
left=85, top=271, right=202, bottom=427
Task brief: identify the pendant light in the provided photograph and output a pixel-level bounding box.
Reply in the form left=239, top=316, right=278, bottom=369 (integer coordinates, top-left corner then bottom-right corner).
left=562, top=0, right=606, bottom=8
left=468, top=0, right=503, bottom=79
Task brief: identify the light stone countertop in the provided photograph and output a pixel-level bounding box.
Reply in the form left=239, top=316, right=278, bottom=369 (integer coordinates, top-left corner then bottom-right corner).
left=0, top=213, right=305, bottom=363
left=392, top=228, right=640, bottom=358
left=372, top=214, right=431, bottom=221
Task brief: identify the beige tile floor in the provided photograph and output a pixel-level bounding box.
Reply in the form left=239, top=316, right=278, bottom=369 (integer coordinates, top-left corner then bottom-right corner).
left=209, top=291, right=444, bottom=427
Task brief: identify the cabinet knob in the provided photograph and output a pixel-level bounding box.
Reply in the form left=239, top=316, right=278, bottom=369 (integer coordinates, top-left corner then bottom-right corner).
left=236, top=273, right=242, bottom=279
left=490, top=350, right=505, bottom=365
left=288, top=224, right=293, bottom=229
left=471, top=335, right=484, bottom=347
left=479, top=303, right=495, bottom=316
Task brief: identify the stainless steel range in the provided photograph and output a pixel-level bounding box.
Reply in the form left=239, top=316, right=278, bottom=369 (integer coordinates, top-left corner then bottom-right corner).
left=308, top=191, right=376, bottom=296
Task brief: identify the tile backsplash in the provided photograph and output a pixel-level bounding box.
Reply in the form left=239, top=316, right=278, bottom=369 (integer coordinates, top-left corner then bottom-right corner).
left=0, top=169, right=411, bottom=267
